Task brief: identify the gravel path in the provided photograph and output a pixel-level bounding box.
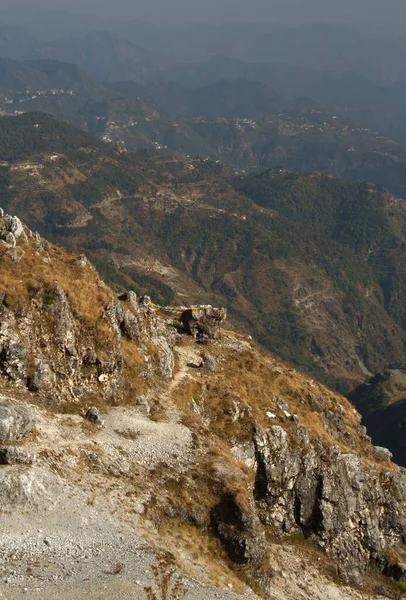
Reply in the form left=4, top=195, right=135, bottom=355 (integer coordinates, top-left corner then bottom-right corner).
left=0, top=481, right=261, bottom=600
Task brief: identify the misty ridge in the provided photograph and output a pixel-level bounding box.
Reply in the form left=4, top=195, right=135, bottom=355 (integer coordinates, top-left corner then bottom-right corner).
left=3, top=2, right=406, bottom=190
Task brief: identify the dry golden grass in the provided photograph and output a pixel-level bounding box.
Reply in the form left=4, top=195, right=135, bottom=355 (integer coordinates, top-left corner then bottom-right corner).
left=156, top=520, right=246, bottom=594
left=0, top=235, right=112, bottom=327
left=169, top=334, right=392, bottom=473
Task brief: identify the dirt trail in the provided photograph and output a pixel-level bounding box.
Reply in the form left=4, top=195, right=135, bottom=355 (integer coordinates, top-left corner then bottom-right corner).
left=157, top=342, right=202, bottom=412
left=295, top=286, right=331, bottom=305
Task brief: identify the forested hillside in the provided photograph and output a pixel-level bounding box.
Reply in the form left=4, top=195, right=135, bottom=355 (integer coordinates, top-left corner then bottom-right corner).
left=1, top=112, right=406, bottom=393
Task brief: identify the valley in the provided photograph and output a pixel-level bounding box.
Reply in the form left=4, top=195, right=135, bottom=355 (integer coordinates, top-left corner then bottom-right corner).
left=1, top=112, right=406, bottom=397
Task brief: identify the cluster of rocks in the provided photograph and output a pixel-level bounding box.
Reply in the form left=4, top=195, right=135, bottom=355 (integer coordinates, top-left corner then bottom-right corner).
left=180, top=306, right=227, bottom=341
left=0, top=209, right=26, bottom=262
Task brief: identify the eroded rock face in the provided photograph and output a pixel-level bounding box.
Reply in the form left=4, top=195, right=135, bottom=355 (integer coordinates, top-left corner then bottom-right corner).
left=0, top=212, right=26, bottom=262
left=114, top=295, right=176, bottom=379
left=0, top=400, right=35, bottom=443
left=211, top=494, right=266, bottom=565
left=0, top=305, right=27, bottom=382
left=253, top=423, right=406, bottom=578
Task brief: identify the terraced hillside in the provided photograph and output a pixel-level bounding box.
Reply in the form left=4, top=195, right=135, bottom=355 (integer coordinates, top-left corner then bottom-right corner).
left=4, top=63, right=406, bottom=198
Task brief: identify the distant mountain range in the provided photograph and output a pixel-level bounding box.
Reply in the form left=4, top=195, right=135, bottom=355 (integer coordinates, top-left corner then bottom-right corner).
left=3, top=19, right=406, bottom=146
left=33, top=31, right=165, bottom=84
left=3, top=61, right=406, bottom=199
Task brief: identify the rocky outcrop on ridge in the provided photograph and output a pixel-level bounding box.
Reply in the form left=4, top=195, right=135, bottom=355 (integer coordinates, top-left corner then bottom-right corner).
left=0, top=210, right=176, bottom=404
left=253, top=424, right=406, bottom=582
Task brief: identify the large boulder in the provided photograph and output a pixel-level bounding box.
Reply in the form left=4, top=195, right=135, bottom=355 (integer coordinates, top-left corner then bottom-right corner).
left=0, top=465, right=61, bottom=508
left=0, top=400, right=36, bottom=443
left=180, top=306, right=226, bottom=339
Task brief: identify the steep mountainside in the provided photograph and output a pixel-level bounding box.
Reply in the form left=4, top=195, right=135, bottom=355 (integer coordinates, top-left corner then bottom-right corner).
left=1, top=207, right=406, bottom=599
left=1, top=113, right=406, bottom=395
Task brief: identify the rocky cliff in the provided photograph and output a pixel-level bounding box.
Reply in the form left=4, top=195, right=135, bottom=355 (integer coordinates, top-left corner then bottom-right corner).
left=1, top=208, right=406, bottom=600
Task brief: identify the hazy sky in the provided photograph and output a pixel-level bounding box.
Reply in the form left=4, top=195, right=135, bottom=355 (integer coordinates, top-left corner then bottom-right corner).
left=4, top=0, right=406, bottom=28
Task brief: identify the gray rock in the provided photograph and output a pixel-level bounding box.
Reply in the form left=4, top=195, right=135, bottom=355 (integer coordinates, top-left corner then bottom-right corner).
left=0, top=305, right=27, bottom=382
left=374, top=446, right=393, bottom=462
left=114, top=303, right=140, bottom=340
left=201, top=353, right=217, bottom=371
left=4, top=246, right=25, bottom=262
left=85, top=407, right=101, bottom=425
left=0, top=401, right=36, bottom=443
left=49, top=284, right=77, bottom=356
left=0, top=465, right=62, bottom=508
left=9, top=216, right=24, bottom=239
left=70, top=254, right=87, bottom=267
left=28, top=358, right=56, bottom=392
left=347, top=569, right=363, bottom=586
left=0, top=446, right=36, bottom=465
left=5, top=232, right=16, bottom=247
left=118, top=291, right=138, bottom=311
